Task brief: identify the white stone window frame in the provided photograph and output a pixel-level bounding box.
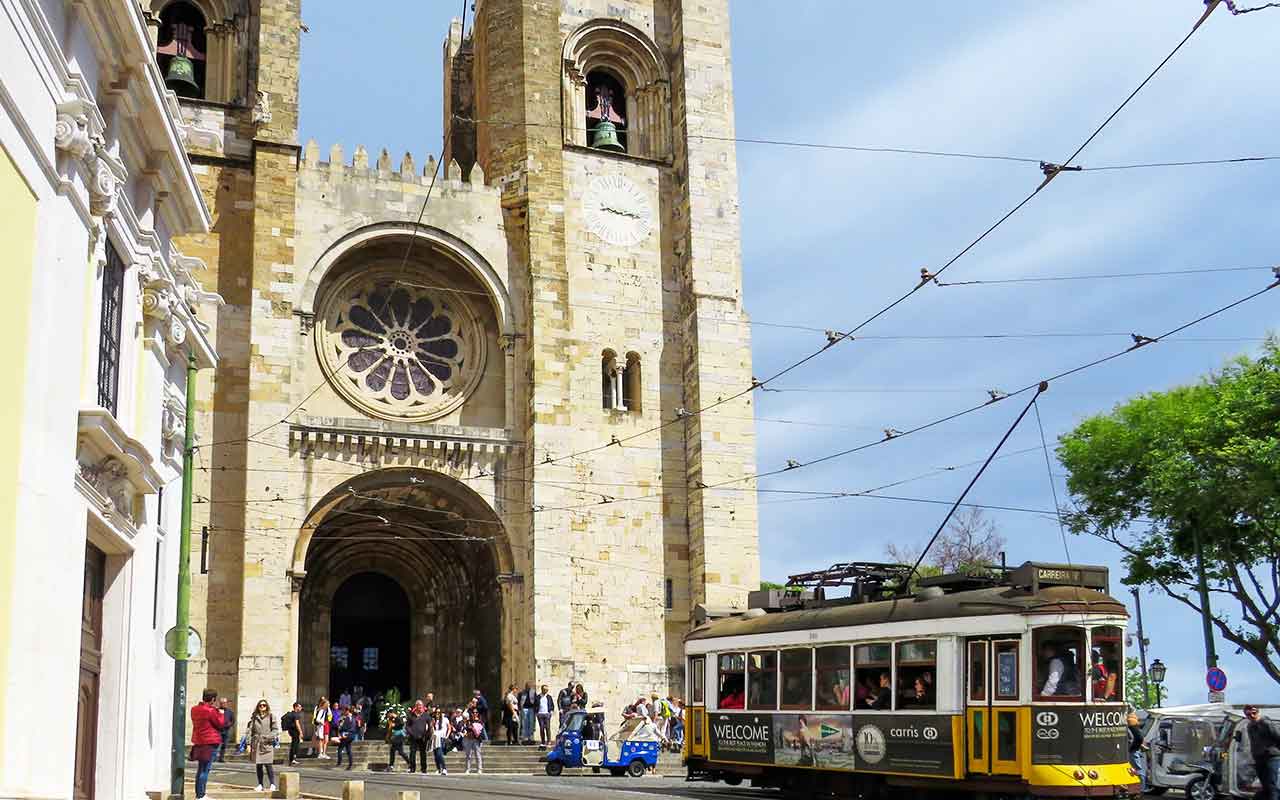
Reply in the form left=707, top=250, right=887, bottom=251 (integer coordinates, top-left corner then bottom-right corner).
left=562, top=19, right=671, bottom=161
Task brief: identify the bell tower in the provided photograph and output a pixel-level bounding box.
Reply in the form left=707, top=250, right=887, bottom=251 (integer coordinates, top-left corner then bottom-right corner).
left=467, top=0, right=760, bottom=701
left=152, top=0, right=304, bottom=708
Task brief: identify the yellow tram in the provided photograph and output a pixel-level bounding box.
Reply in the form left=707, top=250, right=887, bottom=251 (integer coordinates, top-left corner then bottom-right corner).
left=682, top=562, right=1140, bottom=798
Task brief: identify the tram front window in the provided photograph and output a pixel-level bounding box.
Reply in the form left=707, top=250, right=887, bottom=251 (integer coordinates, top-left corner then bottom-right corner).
left=1034, top=626, right=1085, bottom=700
left=1090, top=625, right=1123, bottom=702
left=718, top=653, right=745, bottom=708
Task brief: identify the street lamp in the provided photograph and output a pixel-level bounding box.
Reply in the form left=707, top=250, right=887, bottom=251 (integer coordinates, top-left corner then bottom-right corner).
left=1149, top=658, right=1167, bottom=707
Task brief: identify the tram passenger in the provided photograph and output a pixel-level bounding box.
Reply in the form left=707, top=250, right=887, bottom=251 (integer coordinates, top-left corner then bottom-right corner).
left=903, top=677, right=934, bottom=709
left=865, top=672, right=891, bottom=710
left=1039, top=641, right=1081, bottom=696
left=719, top=674, right=745, bottom=709
left=1090, top=650, right=1117, bottom=700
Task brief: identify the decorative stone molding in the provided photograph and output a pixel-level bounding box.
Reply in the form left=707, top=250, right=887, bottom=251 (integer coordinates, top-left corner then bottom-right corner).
left=54, top=108, right=94, bottom=159
left=295, top=310, right=315, bottom=336
left=160, top=386, right=187, bottom=461
left=288, top=418, right=515, bottom=473
left=139, top=249, right=223, bottom=359
left=76, top=408, right=162, bottom=546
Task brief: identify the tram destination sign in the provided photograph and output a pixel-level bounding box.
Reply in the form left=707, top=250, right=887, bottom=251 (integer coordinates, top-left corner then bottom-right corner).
left=709, top=713, right=775, bottom=764
left=1030, top=706, right=1128, bottom=766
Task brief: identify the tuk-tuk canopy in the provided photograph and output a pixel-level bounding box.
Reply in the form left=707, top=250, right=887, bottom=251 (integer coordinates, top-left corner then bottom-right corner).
left=609, top=717, right=662, bottom=743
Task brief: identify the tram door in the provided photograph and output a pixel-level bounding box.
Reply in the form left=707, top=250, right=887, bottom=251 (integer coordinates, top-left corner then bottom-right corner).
left=966, top=638, right=1022, bottom=776
left=687, top=656, right=707, bottom=758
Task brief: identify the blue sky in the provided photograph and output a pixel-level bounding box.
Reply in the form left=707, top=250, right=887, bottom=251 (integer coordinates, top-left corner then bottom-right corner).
left=296, top=1, right=1280, bottom=705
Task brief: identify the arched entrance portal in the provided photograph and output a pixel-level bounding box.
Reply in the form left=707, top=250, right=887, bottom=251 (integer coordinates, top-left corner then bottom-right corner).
left=328, top=572, right=410, bottom=698
left=295, top=468, right=509, bottom=706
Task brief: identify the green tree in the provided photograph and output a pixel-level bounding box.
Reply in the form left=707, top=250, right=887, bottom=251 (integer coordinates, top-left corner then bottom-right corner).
left=1124, top=656, right=1166, bottom=709
left=1057, top=339, right=1280, bottom=685
left=760, top=580, right=785, bottom=591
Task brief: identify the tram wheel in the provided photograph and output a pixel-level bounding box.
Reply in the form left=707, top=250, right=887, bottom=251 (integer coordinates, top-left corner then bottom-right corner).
left=723, top=775, right=743, bottom=786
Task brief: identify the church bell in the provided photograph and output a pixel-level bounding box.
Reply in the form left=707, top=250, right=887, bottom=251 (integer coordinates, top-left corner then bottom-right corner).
left=590, top=120, right=625, bottom=153
left=165, top=55, right=200, bottom=93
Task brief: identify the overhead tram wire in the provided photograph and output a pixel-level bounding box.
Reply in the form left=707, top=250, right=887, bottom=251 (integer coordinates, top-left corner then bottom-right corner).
left=254, top=277, right=1278, bottom=524
left=422, top=1, right=1229, bottom=489
left=453, top=115, right=1278, bottom=173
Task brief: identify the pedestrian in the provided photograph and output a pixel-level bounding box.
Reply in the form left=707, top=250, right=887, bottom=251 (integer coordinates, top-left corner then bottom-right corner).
left=472, top=688, right=489, bottom=736
left=1246, top=704, right=1280, bottom=800
left=190, top=689, right=225, bottom=800
left=502, top=684, right=520, bottom=745
left=464, top=708, right=486, bottom=773
left=557, top=680, right=574, bottom=729
left=431, top=708, right=451, bottom=774
left=406, top=699, right=431, bottom=773
left=217, top=697, right=236, bottom=762
left=450, top=707, right=467, bottom=753
left=1126, top=711, right=1147, bottom=792
left=334, top=705, right=357, bottom=770
left=339, top=687, right=352, bottom=709
left=385, top=709, right=410, bottom=772
left=572, top=682, right=587, bottom=711
left=670, top=698, right=685, bottom=750
left=519, top=682, right=538, bottom=744
left=535, top=684, right=555, bottom=746
left=655, top=693, right=674, bottom=742
left=280, top=701, right=304, bottom=766
left=245, top=699, right=279, bottom=792
left=312, top=697, right=331, bottom=759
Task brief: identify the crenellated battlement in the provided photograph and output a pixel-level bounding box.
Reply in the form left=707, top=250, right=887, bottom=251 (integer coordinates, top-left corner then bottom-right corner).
left=300, top=138, right=491, bottom=193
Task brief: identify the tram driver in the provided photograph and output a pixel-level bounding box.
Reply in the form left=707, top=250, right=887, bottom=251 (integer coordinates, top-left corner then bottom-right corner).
left=1039, top=639, right=1082, bottom=696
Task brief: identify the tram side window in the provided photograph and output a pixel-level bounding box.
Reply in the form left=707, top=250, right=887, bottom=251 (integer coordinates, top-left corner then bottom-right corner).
left=718, top=653, right=745, bottom=708
left=781, top=648, right=813, bottom=709
left=896, top=640, right=937, bottom=710
left=968, top=641, right=987, bottom=702
left=690, top=656, right=705, bottom=704
left=855, top=643, right=892, bottom=710
left=1090, top=626, right=1123, bottom=702
left=1034, top=626, right=1085, bottom=700
left=816, top=646, right=852, bottom=710
left=748, top=651, right=778, bottom=710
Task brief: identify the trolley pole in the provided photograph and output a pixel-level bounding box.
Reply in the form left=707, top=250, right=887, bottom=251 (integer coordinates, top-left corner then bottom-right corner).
left=170, top=354, right=197, bottom=796
left=1131, top=587, right=1152, bottom=706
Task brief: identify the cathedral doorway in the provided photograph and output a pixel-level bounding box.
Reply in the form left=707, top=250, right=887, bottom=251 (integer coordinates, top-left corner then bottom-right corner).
left=295, top=468, right=508, bottom=707
left=327, top=572, right=410, bottom=699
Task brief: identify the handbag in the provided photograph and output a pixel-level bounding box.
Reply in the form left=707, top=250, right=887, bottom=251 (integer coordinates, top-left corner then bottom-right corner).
left=236, top=733, right=249, bottom=754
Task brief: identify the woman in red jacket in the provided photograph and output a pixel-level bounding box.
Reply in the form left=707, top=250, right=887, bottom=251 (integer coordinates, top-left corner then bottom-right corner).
left=191, top=689, right=226, bottom=799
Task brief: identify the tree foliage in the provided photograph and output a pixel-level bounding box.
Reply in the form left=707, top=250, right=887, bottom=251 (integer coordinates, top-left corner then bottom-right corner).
left=885, top=507, right=1008, bottom=575
left=1057, top=339, right=1280, bottom=685
left=1124, top=656, right=1166, bottom=710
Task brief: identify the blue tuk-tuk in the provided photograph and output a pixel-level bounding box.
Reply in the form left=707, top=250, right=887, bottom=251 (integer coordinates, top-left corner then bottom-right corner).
left=542, top=710, right=662, bottom=777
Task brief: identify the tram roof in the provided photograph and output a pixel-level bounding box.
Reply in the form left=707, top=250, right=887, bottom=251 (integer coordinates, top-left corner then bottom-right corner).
left=685, top=584, right=1127, bottom=642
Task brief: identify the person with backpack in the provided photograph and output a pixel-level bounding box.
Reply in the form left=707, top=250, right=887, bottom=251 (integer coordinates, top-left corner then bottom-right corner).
left=245, top=699, right=279, bottom=792
left=311, top=697, right=332, bottom=759
left=655, top=693, right=674, bottom=742
left=334, top=705, right=358, bottom=770
left=280, top=701, right=304, bottom=766
left=384, top=709, right=410, bottom=772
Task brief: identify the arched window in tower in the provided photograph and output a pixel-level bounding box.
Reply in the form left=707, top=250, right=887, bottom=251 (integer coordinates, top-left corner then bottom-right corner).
left=623, top=352, right=642, bottom=413
left=157, top=2, right=208, bottom=99
left=562, top=20, right=671, bottom=160
left=602, top=349, right=623, bottom=410
left=585, top=70, right=627, bottom=153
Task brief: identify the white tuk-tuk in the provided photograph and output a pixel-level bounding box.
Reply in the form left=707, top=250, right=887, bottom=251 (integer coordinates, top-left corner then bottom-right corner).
left=1143, top=703, right=1279, bottom=800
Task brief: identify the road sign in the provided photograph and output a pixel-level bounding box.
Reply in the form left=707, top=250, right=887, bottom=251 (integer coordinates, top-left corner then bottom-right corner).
left=1209, top=690, right=1226, bottom=703
left=1207, top=667, right=1228, bottom=692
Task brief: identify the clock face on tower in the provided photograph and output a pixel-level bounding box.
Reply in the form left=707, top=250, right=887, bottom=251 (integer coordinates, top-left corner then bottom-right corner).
left=583, top=174, right=653, bottom=247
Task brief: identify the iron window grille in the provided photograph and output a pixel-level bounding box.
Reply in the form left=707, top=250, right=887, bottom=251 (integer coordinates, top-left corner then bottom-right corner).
left=97, top=241, right=125, bottom=416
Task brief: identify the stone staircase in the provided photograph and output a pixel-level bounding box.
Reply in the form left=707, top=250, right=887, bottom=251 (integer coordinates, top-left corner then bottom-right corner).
left=227, top=741, right=565, bottom=774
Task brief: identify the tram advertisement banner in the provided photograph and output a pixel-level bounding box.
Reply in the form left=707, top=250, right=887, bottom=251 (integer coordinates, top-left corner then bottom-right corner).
left=709, top=713, right=775, bottom=764
left=1030, top=706, right=1128, bottom=766
left=850, top=714, right=955, bottom=776
left=710, top=712, right=954, bottom=776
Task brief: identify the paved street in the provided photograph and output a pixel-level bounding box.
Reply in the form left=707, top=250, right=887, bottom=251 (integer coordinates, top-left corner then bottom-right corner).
left=207, top=763, right=775, bottom=800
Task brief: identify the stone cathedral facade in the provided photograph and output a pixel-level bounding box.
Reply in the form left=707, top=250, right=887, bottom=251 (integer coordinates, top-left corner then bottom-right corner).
left=163, top=0, right=759, bottom=714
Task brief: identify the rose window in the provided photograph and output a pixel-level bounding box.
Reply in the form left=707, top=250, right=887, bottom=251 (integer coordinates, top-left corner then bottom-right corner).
left=318, top=273, right=485, bottom=421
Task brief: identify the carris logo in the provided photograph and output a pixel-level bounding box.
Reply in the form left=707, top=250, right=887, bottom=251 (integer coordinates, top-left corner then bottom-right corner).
left=1036, top=711, right=1059, bottom=727
left=922, top=727, right=939, bottom=740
